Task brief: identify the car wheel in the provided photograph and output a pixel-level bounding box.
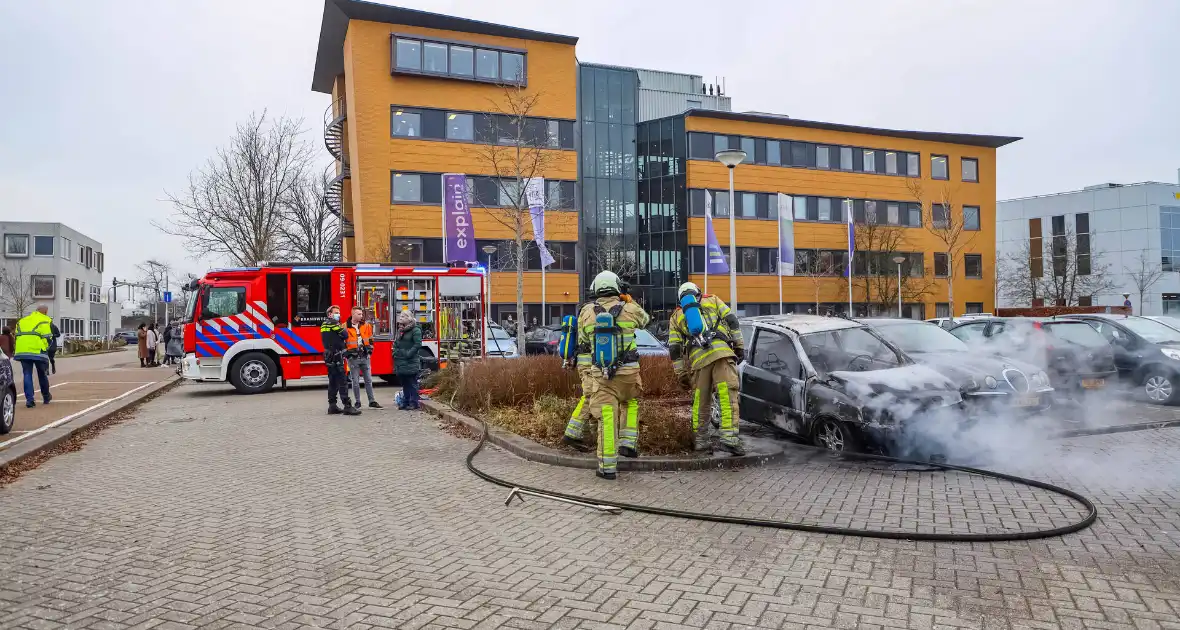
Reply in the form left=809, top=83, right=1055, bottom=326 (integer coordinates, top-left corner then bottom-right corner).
left=228, top=353, right=277, bottom=394
left=0, top=388, right=14, bottom=435
left=1143, top=370, right=1178, bottom=404
left=813, top=417, right=862, bottom=453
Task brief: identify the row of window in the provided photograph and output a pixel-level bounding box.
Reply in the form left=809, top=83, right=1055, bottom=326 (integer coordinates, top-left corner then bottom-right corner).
left=18, top=275, right=104, bottom=301
left=391, top=172, right=576, bottom=210
left=393, top=36, right=526, bottom=85
left=687, top=247, right=983, bottom=278
left=391, top=106, right=575, bottom=149
left=386, top=237, right=578, bottom=271
left=3, top=234, right=105, bottom=270
left=687, top=190, right=981, bottom=230
left=739, top=303, right=928, bottom=320
left=686, top=132, right=979, bottom=182
left=1028, top=213, right=1092, bottom=277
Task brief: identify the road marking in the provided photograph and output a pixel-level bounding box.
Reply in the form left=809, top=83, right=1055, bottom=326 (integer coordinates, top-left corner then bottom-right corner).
left=0, top=382, right=157, bottom=452
left=38, top=399, right=117, bottom=403
left=54, top=381, right=158, bottom=385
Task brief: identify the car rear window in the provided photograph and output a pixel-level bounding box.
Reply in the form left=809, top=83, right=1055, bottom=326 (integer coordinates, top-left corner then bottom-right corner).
left=1043, top=322, right=1107, bottom=347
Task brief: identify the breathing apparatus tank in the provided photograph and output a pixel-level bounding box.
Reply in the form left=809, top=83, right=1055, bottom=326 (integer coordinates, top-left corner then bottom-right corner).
left=679, top=293, right=711, bottom=347
left=556, top=314, right=578, bottom=368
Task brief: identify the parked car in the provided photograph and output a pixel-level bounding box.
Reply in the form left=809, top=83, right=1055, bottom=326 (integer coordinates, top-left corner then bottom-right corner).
left=524, top=326, right=562, bottom=355
left=737, top=315, right=962, bottom=454
left=0, top=347, right=14, bottom=435
left=113, top=330, right=138, bottom=345
left=634, top=329, right=670, bottom=357
left=947, top=317, right=1116, bottom=403
left=1059, top=314, right=1180, bottom=404
left=485, top=324, right=520, bottom=359
left=857, top=318, right=1053, bottom=414
left=1144, top=315, right=1180, bottom=333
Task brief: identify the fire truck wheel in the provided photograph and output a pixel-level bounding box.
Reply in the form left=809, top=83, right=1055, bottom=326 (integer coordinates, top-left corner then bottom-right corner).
left=229, top=352, right=277, bottom=394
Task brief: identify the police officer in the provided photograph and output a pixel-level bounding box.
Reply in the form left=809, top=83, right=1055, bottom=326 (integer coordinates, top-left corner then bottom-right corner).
left=668, top=282, right=746, bottom=455
left=576, top=271, right=650, bottom=480
left=321, top=305, right=360, bottom=416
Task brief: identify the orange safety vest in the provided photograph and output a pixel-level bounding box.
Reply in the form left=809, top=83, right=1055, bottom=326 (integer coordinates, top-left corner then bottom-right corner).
left=346, top=322, right=374, bottom=351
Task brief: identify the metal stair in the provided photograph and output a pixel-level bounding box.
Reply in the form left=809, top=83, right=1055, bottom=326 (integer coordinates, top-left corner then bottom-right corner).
left=323, top=97, right=346, bottom=162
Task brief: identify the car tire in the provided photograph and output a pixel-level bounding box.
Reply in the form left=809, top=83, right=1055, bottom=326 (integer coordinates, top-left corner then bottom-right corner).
left=1143, top=370, right=1178, bottom=405
left=813, top=417, right=862, bottom=453
left=228, top=352, right=277, bottom=395
left=0, top=388, right=14, bottom=435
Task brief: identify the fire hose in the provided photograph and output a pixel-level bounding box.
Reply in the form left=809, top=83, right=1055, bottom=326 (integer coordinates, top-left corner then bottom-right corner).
left=465, top=419, right=1098, bottom=542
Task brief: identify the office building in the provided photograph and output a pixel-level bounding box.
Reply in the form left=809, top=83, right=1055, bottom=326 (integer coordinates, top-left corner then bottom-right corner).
left=1, top=222, right=107, bottom=338
left=997, top=180, right=1180, bottom=314
left=312, top=0, right=1016, bottom=322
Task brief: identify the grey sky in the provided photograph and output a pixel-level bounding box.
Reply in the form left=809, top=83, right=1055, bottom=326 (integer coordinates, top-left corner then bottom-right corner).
left=2, top=0, right=1176, bottom=292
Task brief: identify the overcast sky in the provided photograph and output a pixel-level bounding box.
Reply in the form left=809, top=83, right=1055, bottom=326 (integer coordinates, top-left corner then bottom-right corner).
left=1, top=0, right=1176, bottom=291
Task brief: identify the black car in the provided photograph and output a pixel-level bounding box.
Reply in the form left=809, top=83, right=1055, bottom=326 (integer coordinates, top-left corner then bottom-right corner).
left=1061, top=314, right=1180, bottom=404
left=947, top=317, right=1117, bottom=403
left=737, top=315, right=962, bottom=454
left=858, top=318, right=1053, bottom=414
left=113, top=330, right=139, bottom=345
left=524, top=326, right=562, bottom=355
left=1, top=347, right=15, bottom=435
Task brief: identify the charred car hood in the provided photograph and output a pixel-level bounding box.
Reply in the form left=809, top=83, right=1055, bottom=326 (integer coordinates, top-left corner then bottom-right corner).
left=907, top=351, right=1042, bottom=385
left=828, top=363, right=962, bottom=413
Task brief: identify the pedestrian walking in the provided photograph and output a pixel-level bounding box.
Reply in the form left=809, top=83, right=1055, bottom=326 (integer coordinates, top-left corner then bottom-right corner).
left=136, top=323, right=148, bottom=367
left=146, top=323, right=159, bottom=367
left=0, top=327, right=14, bottom=358
left=393, top=310, right=421, bottom=410
left=165, top=323, right=183, bottom=365
left=12, top=305, right=54, bottom=408
left=47, top=320, right=61, bottom=374
left=321, top=305, right=359, bottom=416
left=345, top=307, right=381, bottom=409
left=161, top=324, right=173, bottom=365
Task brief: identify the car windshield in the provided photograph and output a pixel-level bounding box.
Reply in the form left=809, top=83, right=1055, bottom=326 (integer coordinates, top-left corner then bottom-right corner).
left=489, top=327, right=511, bottom=340
left=184, top=287, right=199, bottom=322
left=799, top=327, right=902, bottom=375
left=635, top=329, right=660, bottom=347
left=1042, top=322, right=1107, bottom=347
left=874, top=322, right=967, bottom=353
left=1118, top=317, right=1180, bottom=344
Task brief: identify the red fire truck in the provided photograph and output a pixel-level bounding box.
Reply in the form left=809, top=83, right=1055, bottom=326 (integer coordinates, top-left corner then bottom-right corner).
left=180, top=263, right=487, bottom=393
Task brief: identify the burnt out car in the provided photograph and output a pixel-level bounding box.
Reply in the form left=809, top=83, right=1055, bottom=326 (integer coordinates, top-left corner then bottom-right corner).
left=737, top=315, right=962, bottom=454
left=0, top=346, right=14, bottom=435
left=857, top=318, right=1053, bottom=414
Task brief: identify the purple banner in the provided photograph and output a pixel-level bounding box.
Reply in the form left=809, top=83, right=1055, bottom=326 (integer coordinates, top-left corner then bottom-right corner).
left=704, top=193, right=729, bottom=274
left=442, top=173, right=475, bottom=263
left=777, top=193, right=795, bottom=276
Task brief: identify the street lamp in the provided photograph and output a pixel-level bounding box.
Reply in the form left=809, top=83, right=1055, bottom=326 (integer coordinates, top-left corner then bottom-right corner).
left=482, top=244, right=497, bottom=328
left=892, top=255, right=907, bottom=318
left=715, top=149, right=746, bottom=310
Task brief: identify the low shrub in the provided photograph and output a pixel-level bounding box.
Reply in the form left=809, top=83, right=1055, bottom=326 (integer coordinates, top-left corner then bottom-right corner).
left=638, top=355, right=680, bottom=398
left=64, top=338, right=106, bottom=354
left=484, top=394, right=692, bottom=455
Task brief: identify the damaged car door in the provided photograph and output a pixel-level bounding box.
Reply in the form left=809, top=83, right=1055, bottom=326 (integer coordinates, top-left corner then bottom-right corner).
left=740, top=328, right=808, bottom=437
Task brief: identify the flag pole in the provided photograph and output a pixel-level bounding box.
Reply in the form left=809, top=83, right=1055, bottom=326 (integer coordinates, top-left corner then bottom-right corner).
left=703, top=191, right=712, bottom=294
left=846, top=198, right=853, bottom=317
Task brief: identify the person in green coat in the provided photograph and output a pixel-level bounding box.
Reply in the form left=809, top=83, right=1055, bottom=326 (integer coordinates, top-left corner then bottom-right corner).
left=393, top=310, right=422, bottom=410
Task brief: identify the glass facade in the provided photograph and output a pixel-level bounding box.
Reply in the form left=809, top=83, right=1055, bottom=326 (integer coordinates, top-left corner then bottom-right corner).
left=1161, top=206, right=1180, bottom=271
left=636, top=115, right=688, bottom=318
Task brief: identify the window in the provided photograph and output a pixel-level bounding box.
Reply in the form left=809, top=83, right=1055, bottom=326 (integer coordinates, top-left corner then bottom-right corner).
left=752, top=330, right=802, bottom=379
left=392, top=173, right=422, bottom=202
left=1051, top=214, right=1066, bottom=277
left=1078, top=296, right=1092, bottom=307
left=767, top=140, right=782, bottom=166
left=1029, top=217, right=1044, bottom=277
left=816, top=146, right=830, bottom=169
left=392, top=109, right=420, bottom=137
left=395, top=39, right=421, bottom=70
left=501, top=52, right=524, bottom=82
left=790, top=142, right=813, bottom=167
left=793, top=196, right=807, bottom=221
left=906, top=153, right=920, bottom=177
left=740, top=137, right=755, bottom=163
left=862, top=149, right=876, bottom=173
left=935, top=303, right=951, bottom=319
left=1076, top=212, right=1091, bottom=276
left=965, top=302, right=984, bottom=314
left=4, top=234, right=28, bottom=257
left=932, top=204, right=949, bottom=229
left=963, top=206, right=980, bottom=231
left=688, top=132, right=714, bottom=160
left=89, top=284, right=101, bottom=303
left=450, top=46, right=473, bottom=76
left=965, top=254, right=983, bottom=278
left=961, top=157, right=978, bottom=182
left=445, top=112, right=474, bottom=141
left=885, top=151, right=898, bottom=175
left=949, top=322, right=988, bottom=342
left=934, top=253, right=949, bottom=277
left=713, top=134, right=728, bottom=157
left=741, top=192, right=757, bottom=218
left=931, top=155, right=948, bottom=180
left=422, top=42, right=448, bottom=73
left=60, top=237, right=71, bottom=259
left=200, top=286, right=245, bottom=319
left=96, top=251, right=104, bottom=273
left=476, top=49, right=499, bottom=79
left=908, top=204, right=921, bottom=227
left=714, top=191, right=730, bottom=217
left=32, top=275, right=54, bottom=298
left=32, top=235, right=53, bottom=256
left=818, top=197, right=832, bottom=221
left=390, top=238, right=425, bottom=263
left=839, top=147, right=853, bottom=171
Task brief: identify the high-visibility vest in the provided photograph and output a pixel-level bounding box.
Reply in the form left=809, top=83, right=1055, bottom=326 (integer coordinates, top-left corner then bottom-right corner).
left=668, top=294, right=741, bottom=373
left=346, top=322, right=374, bottom=350
left=13, top=311, right=53, bottom=361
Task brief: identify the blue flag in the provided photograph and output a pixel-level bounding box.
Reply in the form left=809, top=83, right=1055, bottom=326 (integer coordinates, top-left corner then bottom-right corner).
left=705, top=192, right=729, bottom=274
left=845, top=199, right=855, bottom=277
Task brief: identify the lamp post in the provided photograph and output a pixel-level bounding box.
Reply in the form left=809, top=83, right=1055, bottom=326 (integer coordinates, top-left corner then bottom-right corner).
left=482, top=245, right=497, bottom=329
left=892, top=255, right=907, bottom=318
left=714, top=149, right=746, bottom=310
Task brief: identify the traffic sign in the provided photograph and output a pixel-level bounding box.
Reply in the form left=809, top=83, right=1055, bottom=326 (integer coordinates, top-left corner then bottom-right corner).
left=163, top=291, right=172, bottom=303
left=1124, top=299, right=1132, bottom=308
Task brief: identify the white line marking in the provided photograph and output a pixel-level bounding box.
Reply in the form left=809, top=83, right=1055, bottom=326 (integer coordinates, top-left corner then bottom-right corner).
left=50, top=381, right=157, bottom=385
left=0, top=382, right=157, bottom=452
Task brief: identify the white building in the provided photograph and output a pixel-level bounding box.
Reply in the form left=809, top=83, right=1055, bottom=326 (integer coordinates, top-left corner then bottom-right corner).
left=1, top=222, right=109, bottom=338
left=634, top=68, right=731, bottom=122
left=997, top=180, right=1180, bottom=315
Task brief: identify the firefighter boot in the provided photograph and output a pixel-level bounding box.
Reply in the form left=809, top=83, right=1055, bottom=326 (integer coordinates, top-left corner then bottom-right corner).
left=718, top=439, right=747, bottom=456
left=595, top=469, right=617, bottom=480
left=561, top=435, right=591, bottom=452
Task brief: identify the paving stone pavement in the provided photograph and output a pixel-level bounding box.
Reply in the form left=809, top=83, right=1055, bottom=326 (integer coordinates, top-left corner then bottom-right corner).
left=1, top=381, right=1179, bottom=629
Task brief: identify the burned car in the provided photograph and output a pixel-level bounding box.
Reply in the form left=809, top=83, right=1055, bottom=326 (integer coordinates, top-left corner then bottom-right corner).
left=737, top=315, right=962, bottom=454
left=857, top=318, right=1053, bottom=414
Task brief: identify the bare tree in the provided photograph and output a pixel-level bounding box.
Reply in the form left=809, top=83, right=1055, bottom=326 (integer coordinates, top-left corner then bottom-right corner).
left=135, top=260, right=170, bottom=325
left=471, top=83, right=560, bottom=354
left=586, top=234, right=639, bottom=281
left=1125, top=251, right=1165, bottom=314
left=158, top=111, right=315, bottom=266
left=795, top=249, right=839, bottom=314
left=907, top=179, right=978, bottom=317
left=280, top=168, right=339, bottom=262
left=365, top=212, right=419, bottom=263
left=0, top=262, right=39, bottom=321
left=845, top=217, right=936, bottom=315
left=996, top=226, right=1118, bottom=306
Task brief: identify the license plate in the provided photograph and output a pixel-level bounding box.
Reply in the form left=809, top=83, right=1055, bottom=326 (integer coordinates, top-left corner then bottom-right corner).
left=1081, top=378, right=1105, bottom=389
left=1014, top=395, right=1040, bottom=407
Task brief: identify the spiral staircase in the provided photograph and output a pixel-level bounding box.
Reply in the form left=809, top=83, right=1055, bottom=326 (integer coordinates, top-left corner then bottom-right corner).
left=324, top=97, right=351, bottom=262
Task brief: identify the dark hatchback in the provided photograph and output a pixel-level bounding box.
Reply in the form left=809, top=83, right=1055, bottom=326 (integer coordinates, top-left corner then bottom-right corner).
left=0, top=346, right=15, bottom=435
left=858, top=319, right=1053, bottom=414
left=947, top=317, right=1116, bottom=403
left=524, top=326, right=561, bottom=355
left=1062, top=314, right=1180, bottom=404
left=737, top=315, right=962, bottom=454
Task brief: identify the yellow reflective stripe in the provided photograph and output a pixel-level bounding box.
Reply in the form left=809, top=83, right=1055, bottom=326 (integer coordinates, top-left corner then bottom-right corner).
left=718, top=381, right=734, bottom=437
left=601, top=405, right=617, bottom=471
left=571, top=396, right=587, bottom=422
left=691, top=388, right=701, bottom=432
left=690, top=346, right=729, bottom=368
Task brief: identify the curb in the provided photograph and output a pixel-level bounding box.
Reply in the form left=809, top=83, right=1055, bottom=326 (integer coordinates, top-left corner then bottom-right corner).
left=421, top=399, right=786, bottom=471
left=0, top=376, right=180, bottom=470
left=1052, top=418, right=1180, bottom=439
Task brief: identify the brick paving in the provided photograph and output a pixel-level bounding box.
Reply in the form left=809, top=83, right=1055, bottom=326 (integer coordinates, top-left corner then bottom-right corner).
left=0, top=381, right=1178, bottom=629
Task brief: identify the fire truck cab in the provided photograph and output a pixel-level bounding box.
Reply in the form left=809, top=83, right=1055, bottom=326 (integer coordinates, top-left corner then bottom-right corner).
left=180, top=263, right=487, bottom=394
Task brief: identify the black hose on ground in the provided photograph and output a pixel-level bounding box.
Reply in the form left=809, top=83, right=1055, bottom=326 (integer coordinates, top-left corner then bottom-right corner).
left=465, top=420, right=1098, bottom=542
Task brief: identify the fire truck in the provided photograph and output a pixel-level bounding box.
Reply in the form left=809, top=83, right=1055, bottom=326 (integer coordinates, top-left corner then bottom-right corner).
left=180, top=263, right=487, bottom=394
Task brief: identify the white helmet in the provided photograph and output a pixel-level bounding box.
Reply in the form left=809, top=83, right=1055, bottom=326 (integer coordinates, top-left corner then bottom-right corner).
left=678, top=282, right=700, bottom=299
left=590, top=270, right=621, bottom=296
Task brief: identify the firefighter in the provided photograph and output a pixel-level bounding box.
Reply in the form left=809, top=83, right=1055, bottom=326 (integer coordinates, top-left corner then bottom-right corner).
left=321, top=305, right=360, bottom=416
left=346, top=307, right=381, bottom=409
left=577, top=271, right=650, bottom=480
left=668, top=282, right=746, bottom=455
